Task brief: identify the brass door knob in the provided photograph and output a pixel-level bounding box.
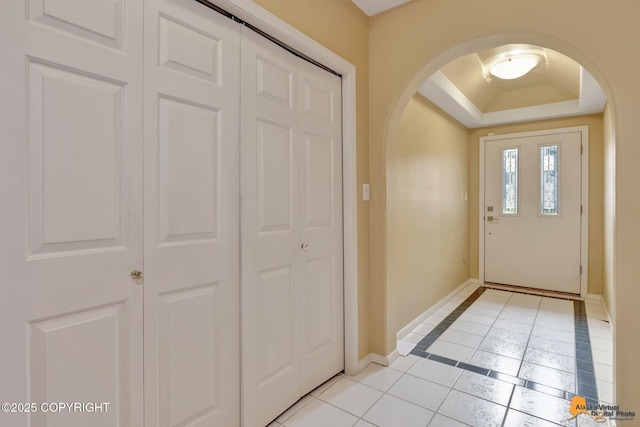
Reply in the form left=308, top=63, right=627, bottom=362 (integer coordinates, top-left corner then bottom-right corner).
left=131, top=270, right=144, bottom=285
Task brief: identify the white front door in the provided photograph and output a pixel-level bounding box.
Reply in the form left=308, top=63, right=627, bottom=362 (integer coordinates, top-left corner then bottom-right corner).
left=143, top=1, right=240, bottom=426
left=484, top=129, right=584, bottom=294
left=0, top=0, right=144, bottom=426
left=240, top=27, right=344, bottom=427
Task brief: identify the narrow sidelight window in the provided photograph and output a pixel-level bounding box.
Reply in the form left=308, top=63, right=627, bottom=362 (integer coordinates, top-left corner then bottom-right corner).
left=502, top=148, right=519, bottom=215
left=540, top=145, right=559, bottom=215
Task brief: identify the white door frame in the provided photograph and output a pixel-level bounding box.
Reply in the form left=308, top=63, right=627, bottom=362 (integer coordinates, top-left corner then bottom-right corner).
left=479, top=126, right=589, bottom=297
left=202, top=0, right=359, bottom=375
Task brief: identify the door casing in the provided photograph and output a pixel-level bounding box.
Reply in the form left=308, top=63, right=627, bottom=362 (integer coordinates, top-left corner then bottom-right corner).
left=479, top=126, right=589, bottom=297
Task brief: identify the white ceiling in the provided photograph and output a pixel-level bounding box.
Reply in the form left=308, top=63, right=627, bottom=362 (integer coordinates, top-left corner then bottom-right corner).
left=350, top=3, right=607, bottom=128
left=351, top=0, right=410, bottom=16
left=419, top=46, right=606, bottom=128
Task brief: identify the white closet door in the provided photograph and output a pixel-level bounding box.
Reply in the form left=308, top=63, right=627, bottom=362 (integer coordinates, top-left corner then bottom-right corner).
left=298, top=59, right=344, bottom=395
left=241, top=27, right=301, bottom=427
left=241, top=27, right=344, bottom=427
left=0, top=0, right=144, bottom=426
left=143, top=1, right=241, bottom=427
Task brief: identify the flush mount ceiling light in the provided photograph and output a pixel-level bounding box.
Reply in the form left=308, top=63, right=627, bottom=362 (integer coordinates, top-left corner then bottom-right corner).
left=489, top=55, right=539, bottom=80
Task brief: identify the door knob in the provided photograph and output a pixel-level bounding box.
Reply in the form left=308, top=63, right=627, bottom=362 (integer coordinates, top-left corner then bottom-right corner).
left=301, top=243, right=309, bottom=251
left=131, top=270, right=144, bottom=285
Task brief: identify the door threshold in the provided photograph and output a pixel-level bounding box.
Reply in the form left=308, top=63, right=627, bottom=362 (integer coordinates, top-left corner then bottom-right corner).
left=483, top=282, right=583, bottom=301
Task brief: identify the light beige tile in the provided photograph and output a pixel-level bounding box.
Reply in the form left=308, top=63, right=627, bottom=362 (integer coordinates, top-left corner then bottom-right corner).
left=388, top=354, right=421, bottom=372
left=348, top=362, right=403, bottom=392
left=276, top=395, right=315, bottom=423
left=428, top=339, right=476, bottom=362
left=524, top=347, right=575, bottom=373
left=594, top=362, right=613, bottom=383
left=407, top=357, right=462, bottom=387
left=449, top=319, right=491, bottom=337
left=486, top=327, right=530, bottom=347
left=317, top=377, right=382, bottom=417
left=363, top=394, right=434, bottom=427
left=479, top=337, right=526, bottom=360
left=509, top=386, right=576, bottom=426
left=519, top=362, right=575, bottom=393
left=388, top=373, right=449, bottom=411
left=428, top=414, right=470, bottom=427
left=453, top=370, right=514, bottom=406
left=282, top=398, right=358, bottom=427
left=438, top=389, right=507, bottom=427
left=439, top=329, right=484, bottom=348
left=469, top=349, right=521, bottom=376
left=504, top=409, right=566, bottom=427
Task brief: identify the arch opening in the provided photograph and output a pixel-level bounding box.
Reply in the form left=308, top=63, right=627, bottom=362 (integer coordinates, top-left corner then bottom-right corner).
left=384, top=36, right=616, bottom=403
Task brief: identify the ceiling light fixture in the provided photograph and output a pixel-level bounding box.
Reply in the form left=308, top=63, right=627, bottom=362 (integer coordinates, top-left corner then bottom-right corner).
left=489, top=55, right=539, bottom=80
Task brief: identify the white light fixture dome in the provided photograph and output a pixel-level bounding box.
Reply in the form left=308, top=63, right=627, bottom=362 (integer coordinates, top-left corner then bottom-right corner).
left=490, top=55, right=539, bottom=80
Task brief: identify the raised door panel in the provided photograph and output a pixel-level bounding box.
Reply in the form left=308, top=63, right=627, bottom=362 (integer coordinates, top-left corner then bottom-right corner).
left=28, top=0, right=124, bottom=49
left=158, top=96, right=219, bottom=244
left=143, top=1, right=240, bottom=426
left=240, top=27, right=301, bottom=427
left=0, top=0, right=143, bottom=426
left=158, top=284, right=220, bottom=427
left=29, top=304, right=126, bottom=427
left=27, top=60, right=126, bottom=256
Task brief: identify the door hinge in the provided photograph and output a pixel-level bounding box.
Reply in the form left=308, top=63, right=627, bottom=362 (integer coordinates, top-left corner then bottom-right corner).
left=581, top=205, right=583, bottom=214
left=580, top=265, right=583, bottom=275
left=581, top=145, right=584, bottom=154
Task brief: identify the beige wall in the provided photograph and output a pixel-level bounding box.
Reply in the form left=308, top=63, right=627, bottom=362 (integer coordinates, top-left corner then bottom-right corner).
left=387, top=94, right=469, bottom=343
left=250, top=0, right=372, bottom=359
left=468, top=115, right=604, bottom=295
left=370, top=0, right=639, bottom=409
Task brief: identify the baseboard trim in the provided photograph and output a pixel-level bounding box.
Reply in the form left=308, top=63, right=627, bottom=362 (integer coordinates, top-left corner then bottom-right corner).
left=356, top=354, right=372, bottom=373
left=395, top=279, right=477, bottom=342
left=357, top=349, right=400, bottom=371
left=586, top=293, right=614, bottom=327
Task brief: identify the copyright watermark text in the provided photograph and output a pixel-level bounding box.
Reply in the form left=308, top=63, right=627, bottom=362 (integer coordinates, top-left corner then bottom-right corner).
left=2, top=402, right=110, bottom=413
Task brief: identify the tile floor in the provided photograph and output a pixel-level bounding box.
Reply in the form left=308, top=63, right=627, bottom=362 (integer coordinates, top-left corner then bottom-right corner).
left=267, top=283, right=615, bottom=427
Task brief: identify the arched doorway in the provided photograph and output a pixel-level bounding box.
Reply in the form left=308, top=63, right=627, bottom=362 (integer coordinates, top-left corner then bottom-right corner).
left=372, top=27, right=621, bottom=405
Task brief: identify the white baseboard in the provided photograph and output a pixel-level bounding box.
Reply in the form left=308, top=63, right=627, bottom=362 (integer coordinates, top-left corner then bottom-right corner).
left=586, top=293, right=614, bottom=327
left=395, top=279, right=476, bottom=342
left=356, top=354, right=372, bottom=373
left=357, top=349, right=400, bottom=372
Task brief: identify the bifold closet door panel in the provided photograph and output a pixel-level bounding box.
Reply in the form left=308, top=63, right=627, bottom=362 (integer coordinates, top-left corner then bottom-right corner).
left=240, top=26, right=345, bottom=427
left=240, top=26, right=302, bottom=427
left=0, top=0, right=144, bottom=425
left=297, top=58, right=344, bottom=396
left=143, top=1, right=241, bottom=426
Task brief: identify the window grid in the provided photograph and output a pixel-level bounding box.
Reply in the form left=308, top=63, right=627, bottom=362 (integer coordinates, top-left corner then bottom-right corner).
left=502, top=148, right=519, bottom=215
left=540, top=144, right=559, bottom=215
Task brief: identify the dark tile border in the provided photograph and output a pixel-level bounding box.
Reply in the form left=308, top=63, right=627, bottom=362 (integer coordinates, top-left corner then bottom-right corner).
left=408, top=287, right=601, bottom=404
left=574, top=300, right=599, bottom=401
left=410, top=286, right=486, bottom=358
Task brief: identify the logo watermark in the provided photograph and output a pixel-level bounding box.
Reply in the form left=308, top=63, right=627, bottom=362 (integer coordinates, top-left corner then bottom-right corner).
left=569, top=396, right=635, bottom=423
